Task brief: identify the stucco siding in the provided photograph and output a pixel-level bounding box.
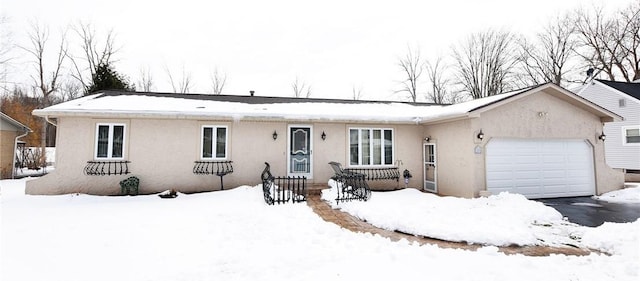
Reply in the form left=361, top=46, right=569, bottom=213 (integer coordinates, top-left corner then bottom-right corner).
left=577, top=82, right=640, bottom=170
left=424, top=119, right=476, bottom=198
left=476, top=90, right=623, bottom=195
left=26, top=118, right=425, bottom=195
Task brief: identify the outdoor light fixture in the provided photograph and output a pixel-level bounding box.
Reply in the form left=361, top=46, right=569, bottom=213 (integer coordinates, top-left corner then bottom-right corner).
left=424, top=136, right=430, bottom=142
left=272, top=131, right=278, bottom=140
left=321, top=131, right=327, bottom=141
left=477, top=130, right=484, bottom=140
left=599, top=133, right=606, bottom=141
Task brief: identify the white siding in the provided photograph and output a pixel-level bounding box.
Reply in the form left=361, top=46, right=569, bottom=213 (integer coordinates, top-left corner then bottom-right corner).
left=576, top=82, right=640, bottom=170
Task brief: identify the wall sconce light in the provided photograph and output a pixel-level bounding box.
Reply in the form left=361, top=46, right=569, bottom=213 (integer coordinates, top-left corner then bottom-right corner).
left=424, top=136, right=430, bottom=142
left=477, top=130, right=484, bottom=140
left=321, top=131, right=327, bottom=141
left=599, top=133, right=606, bottom=141
left=272, top=131, right=278, bottom=140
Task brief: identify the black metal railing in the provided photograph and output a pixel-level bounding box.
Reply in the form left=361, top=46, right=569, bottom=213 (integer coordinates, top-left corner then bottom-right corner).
left=193, top=160, right=234, bottom=190
left=262, top=162, right=307, bottom=205
left=332, top=173, right=371, bottom=203
left=84, top=161, right=131, bottom=176
left=343, top=167, right=400, bottom=181
left=328, top=162, right=372, bottom=203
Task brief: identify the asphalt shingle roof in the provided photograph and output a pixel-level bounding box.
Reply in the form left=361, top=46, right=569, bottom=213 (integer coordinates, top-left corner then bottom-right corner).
left=596, top=80, right=640, bottom=101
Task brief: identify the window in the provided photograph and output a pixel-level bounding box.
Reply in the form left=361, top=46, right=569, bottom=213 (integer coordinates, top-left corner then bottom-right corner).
left=624, top=126, right=640, bottom=145
left=95, top=124, right=125, bottom=159
left=349, top=128, right=393, bottom=166
left=201, top=126, right=228, bottom=159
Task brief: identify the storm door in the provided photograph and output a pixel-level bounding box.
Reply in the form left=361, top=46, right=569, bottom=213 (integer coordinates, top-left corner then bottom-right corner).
left=424, top=143, right=437, bottom=192
left=288, top=125, right=313, bottom=178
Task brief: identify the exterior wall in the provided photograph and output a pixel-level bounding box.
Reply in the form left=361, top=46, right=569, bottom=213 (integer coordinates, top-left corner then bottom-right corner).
left=423, top=119, right=476, bottom=198
left=425, top=90, right=623, bottom=198
left=1, top=129, right=18, bottom=179
left=26, top=117, right=424, bottom=195
left=477, top=90, right=621, bottom=196
left=577, top=82, right=640, bottom=170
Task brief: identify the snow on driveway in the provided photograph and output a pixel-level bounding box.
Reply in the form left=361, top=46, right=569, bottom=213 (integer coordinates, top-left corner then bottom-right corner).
left=2, top=178, right=638, bottom=281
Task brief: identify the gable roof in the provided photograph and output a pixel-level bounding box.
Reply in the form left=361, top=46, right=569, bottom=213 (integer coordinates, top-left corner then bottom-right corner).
left=0, top=112, right=31, bottom=132
left=595, top=79, right=640, bottom=101
left=33, top=83, right=620, bottom=124
left=421, top=83, right=620, bottom=124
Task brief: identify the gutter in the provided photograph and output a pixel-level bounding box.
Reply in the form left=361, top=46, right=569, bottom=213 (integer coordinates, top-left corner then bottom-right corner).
left=12, top=127, right=30, bottom=179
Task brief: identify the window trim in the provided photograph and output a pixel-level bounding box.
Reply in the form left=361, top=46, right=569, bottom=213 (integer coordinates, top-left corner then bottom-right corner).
left=622, top=125, right=640, bottom=146
left=348, top=127, right=395, bottom=167
left=94, top=123, right=127, bottom=160
left=200, top=125, right=229, bottom=160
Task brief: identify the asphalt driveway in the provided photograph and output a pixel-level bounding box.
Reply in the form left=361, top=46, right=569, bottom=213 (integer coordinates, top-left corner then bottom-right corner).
left=536, top=196, right=640, bottom=227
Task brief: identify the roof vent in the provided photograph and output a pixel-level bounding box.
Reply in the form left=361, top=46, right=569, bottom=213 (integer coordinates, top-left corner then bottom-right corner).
left=250, top=90, right=255, bottom=96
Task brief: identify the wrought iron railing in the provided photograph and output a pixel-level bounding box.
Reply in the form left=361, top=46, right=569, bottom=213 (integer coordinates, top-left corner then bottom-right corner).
left=343, top=167, right=400, bottom=181
left=193, top=160, right=234, bottom=190
left=84, top=161, right=131, bottom=176
left=332, top=173, right=371, bottom=203
left=261, top=162, right=307, bottom=205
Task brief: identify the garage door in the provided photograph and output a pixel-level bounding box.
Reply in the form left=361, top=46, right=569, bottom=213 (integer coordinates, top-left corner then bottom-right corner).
left=485, top=139, right=595, bottom=199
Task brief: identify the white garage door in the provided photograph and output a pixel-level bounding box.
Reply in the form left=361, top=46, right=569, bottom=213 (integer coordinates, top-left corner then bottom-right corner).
left=486, top=139, right=595, bottom=199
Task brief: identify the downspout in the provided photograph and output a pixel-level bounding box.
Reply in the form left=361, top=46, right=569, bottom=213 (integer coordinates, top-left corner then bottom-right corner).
left=12, top=127, right=30, bottom=179
left=45, top=115, right=57, bottom=127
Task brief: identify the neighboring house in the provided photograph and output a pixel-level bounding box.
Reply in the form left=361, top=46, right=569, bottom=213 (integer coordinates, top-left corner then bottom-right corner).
left=0, top=112, right=31, bottom=179
left=26, top=83, right=623, bottom=198
left=575, top=79, right=640, bottom=182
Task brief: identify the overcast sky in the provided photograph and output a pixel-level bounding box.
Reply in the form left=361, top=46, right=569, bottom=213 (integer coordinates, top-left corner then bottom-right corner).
left=1, top=0, right=634, bottom=101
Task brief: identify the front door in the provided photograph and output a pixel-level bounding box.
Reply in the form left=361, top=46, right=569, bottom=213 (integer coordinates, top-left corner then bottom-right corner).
left=288, top=125, right=313, bottom=178
left=424, top=143, right=437, bottom=192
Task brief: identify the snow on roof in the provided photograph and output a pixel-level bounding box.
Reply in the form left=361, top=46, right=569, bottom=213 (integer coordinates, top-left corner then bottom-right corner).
left=34, top=87, right=534, bottom=124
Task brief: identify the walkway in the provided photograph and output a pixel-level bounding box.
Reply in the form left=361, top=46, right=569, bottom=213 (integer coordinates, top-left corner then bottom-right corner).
left=306, top=188, right=593, bottom=257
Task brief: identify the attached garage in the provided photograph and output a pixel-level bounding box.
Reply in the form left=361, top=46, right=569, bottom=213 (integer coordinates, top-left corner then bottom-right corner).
left=486, top=138, right=596, bottom=198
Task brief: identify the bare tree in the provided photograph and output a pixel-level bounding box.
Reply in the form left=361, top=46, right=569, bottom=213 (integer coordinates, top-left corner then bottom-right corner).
left=396, top=46, right=424, bottom=102
left=424, top=57, right=451, bottom=104
left=0, top=16, right=13, bottom=94
left=452, top=29, right=519, bottom=99
left=291, top=77, right=312, bottom=98
left=209, top=67, right=226, bottom=95
left=19, top=22, right=67, bottom=166
left=617, top=3, right=640, bottom=81
left=137, top=65, right=154, bottom=92
left=518, top=14, right=579, bottom=86
left=165, top=64, right=192, bottom=93
left=58, top=80, right=82, bottom=101
left=351, top=85, right=364, bottom=100
left=574, top=4, right=640, bottom=82
left=68, top=22, right=119, bottom=93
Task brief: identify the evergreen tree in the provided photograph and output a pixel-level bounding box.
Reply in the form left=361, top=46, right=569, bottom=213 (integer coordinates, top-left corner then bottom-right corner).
left=87, top=63, right=133, bottom=93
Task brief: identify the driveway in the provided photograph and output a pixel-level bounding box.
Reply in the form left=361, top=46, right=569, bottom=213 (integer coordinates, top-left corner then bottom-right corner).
left=536, top=196, right=640, bottom=227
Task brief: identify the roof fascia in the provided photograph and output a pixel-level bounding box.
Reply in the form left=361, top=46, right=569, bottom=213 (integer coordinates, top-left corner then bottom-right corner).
left=470, top=83, right=621, bottom=122
left=1, top=112, right=32, bottom=132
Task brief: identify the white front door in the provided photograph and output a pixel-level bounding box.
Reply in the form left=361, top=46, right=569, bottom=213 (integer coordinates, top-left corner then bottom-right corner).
left=288, top=125, right=313, bottom=178
left=424, top=143, right=437, bottom=192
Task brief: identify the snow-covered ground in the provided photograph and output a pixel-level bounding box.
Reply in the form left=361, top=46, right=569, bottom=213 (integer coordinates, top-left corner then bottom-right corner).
left=593, top=183, right=640, bottom=204
left=2, top=178, right=639, bottom=281
left=322, top=181, right=640, bottom=250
